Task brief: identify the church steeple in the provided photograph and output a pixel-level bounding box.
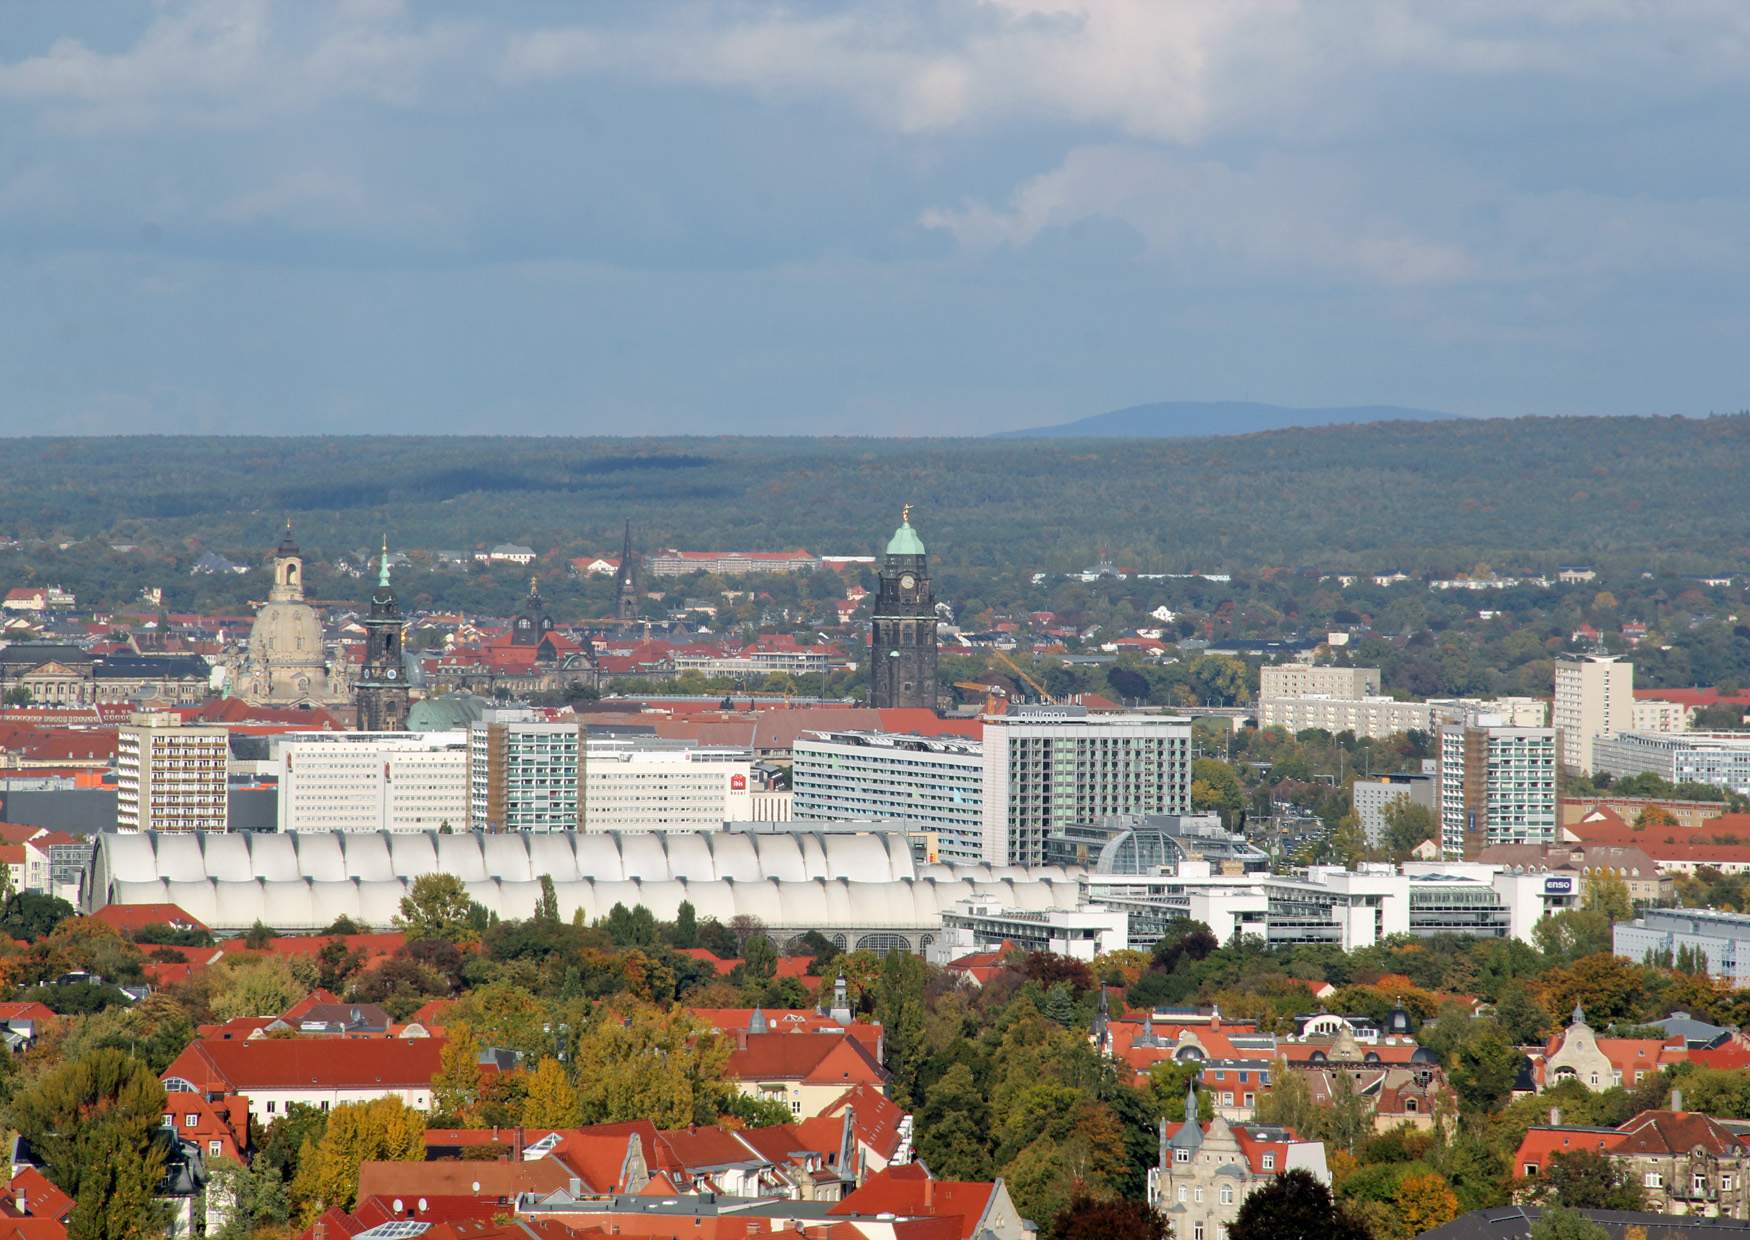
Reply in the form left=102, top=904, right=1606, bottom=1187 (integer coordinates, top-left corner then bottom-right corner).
left=269, top=518, right=305, bottom=603
left=614, top=521, right=639, bottom=622
left=355, top=533, right=408, bottom=731
left=513, top=575, right=553, bottom=647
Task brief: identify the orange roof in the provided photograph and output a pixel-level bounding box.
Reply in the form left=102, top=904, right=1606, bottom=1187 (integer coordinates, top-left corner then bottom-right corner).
left=0, top=1002, right=57, bottom=1024
left=6, top=1168, right=72, bottom=1222
left=831, top=1164, right=996, bottom=1237
left=89, top=903, right=208, bottom=934
left=356, top=1158, right=576, bottom=1201
left=821, top=1083, right=909, bottom=1161
left=162, top=1036, right=445, bottom=1092
left=726, top=1033, right=887, bottom=1089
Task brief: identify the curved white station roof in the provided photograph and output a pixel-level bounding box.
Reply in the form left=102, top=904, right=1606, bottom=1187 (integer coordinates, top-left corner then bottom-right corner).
left=87, top=830, right=1083, bottom=932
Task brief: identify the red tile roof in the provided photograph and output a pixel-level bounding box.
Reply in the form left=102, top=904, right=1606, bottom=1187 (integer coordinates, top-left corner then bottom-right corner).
left=831, top=1165, right=996, bottom=1238
left=162, top=1036, right=445, bottom=1092
left=88, top=903, right=208, bottom=935
left=5, top=1168, right=72, bottom=1222
left=725, top=1033, right=888, bottom=1091
left=821, top=1083, right=909, bottom=1162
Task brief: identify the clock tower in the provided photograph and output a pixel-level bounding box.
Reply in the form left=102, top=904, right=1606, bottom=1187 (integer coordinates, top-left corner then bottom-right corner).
left=869, top=504, right=938, bottom=711
left=355, top=538, right=409, bottom=731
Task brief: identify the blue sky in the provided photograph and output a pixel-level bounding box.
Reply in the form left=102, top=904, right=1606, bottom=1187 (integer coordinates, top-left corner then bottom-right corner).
left=2, top=1, right=1747, bottom=436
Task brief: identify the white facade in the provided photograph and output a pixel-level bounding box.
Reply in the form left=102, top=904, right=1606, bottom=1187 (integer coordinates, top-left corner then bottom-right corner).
left=792, top=730, right=984, bottom=863
left=276, top=731, right=468, bottom=833
left=1553, top=654, right=1633, bottom=774
left=1258, top=665, right=1381, bottom=699
left=1615, top=908, right=1750, bottom=986
left=980, top=711, right=1192, bottom=867
left=583, top=740, right=753, bottom=831
left=1592, top=731, right=1750, bottom=794
left=116, top=713, right=230, bottom=833
left=933, top=899, right=1129, bottom=962
left=1631, top=699, right=1690, bottom=734
left=467, top=712, right=583, bottom=832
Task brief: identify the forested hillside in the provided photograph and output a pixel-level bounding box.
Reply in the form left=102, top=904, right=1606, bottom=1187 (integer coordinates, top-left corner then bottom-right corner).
left=4, top=415, right=1748, bottom=572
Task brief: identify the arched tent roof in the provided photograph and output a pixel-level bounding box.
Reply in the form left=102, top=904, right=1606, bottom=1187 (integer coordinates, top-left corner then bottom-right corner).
left=85, top=829, right=1083, bottom=932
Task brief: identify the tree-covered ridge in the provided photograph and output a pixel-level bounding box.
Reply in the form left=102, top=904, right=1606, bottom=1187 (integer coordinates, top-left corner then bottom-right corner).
left=4, top=415, right=1750, bottom=573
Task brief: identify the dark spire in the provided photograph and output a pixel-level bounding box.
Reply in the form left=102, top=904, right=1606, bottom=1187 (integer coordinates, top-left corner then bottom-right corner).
left=276, top=517, right=299, bottom=557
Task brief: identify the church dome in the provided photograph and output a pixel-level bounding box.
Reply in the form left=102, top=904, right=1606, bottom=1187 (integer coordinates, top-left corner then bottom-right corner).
left=886, top=508, right=926, bottom=556
left=248, top=599, right=328, bottom=697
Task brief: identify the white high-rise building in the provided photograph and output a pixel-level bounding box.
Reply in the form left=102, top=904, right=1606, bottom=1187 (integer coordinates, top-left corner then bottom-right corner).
left=980, top=709, right=1193, bottom=866
left=1438, top=721, right=1560, bottom=859
left=1553, top=653, right=1633, bottom=774
left=791, top=730, right=985, bottom=863
left=1258, top=665, right=1381, bottom=700
left=116, top=713, right=230, bottom=833
left=276, top=731, right=469, bottom=833
left=467, top=711, right=584, bottom=832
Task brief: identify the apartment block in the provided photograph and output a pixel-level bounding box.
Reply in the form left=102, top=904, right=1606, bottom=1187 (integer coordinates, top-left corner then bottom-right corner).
left=791, top=730, right=984, bottom=863
left=116, top=713, right=230, bottom=833
left=275, top=731, right=469, bottom=833
left=1592, top=731, right=1750, bottom=795
left=1438, top=721, right=1560, bottom=859
left=980, top=709, right=1192, bottom=867
left=467, top=711, right=585, bottom=832
left=1352, top=771, right=1436, bottom=848
left=1258, top=665, right=1381, bottom=700
left=1553, top=653, right=1633, bottom=773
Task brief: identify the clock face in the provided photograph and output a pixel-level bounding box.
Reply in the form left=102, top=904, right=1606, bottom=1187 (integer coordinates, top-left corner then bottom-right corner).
left=899, top=573, right=916, bottom=590
left=385, top=668, right=397, bottom=680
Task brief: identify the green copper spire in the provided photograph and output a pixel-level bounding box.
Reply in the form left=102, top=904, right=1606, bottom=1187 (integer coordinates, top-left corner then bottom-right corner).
left=379, top=535, right=392, bottom=589
left=886, top=502, right=926, bottom=556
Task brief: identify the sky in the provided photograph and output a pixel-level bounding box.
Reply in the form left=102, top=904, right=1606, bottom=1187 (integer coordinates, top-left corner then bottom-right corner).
left=1, top=1, right=1748, bottom=437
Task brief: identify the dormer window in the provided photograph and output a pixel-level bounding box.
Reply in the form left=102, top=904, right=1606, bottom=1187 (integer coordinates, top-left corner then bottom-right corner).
left=1262, top=1154, right=1275, bottom=1171
left=1175, top=1148, right=1191, bottom=1164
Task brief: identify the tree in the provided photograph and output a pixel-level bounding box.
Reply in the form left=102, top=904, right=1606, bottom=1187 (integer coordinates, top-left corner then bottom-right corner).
left=521, top=1056, right=582, bottom=1127
left=396, top=873, right=486, bottom=947
left=207, top=1159, right=291, bottom=1240
left=1382, top=799, right=1439, bottom=858
left=1049, top=1192, right=1171, bottom=1239
left=572, top=1004, right=732, bottom=1128
left=243, top=920, right=275, bottom=949
left=290, top=1097, right=425, bottom=1223
left=0, top=892, right=74, bottom=942
left=1230, top=1168, right=1368, bottom=1240
left=1528, top=1150, right=1645, bottom=1211
left=673, top=900, right=699, bottom=949
left=1451, top=1025, right=1523, bottom=1113
left=914, top=1062, right=991, bottom=1179
left=1582, top=873, right=1633, bottom=924
left=534, top=874, right=560, bottom=925
left=1394, top=1170, right=1460, bottom=1236
left=430, top=1023, right=484, bottom=1125
left=7, top=1049, right=167, bottom=1240
left=1496, top=981, right=1554, bottom=1045
left=1530, top=1207, right=1611, bottom=1240
left=209, top=955, right=307, bottom=1019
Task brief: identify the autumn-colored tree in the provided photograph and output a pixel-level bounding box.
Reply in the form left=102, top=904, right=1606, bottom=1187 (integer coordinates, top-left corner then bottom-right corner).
left=430, top=1023, right=484, bottom=1125
left=521, top=1056, right=582, bottom=1128
left=1635, top=805, right=1678, bottom=828
left=446, top=980, right=552, bottom=1057
left=1539, top=954, right=1649, bottom=1028
left=209, top=955, right=308, bottom=1019
left=1049, top=1194, right=1170, bottom=1240
left=290, top=1097, right=425, bottom=1223
left=7, top=1049, right=167, bottom=1240
left=1582, top=873, right=1633, bottom=923
left=1394, top=1170, right=1460, bottom=1235
left=572, top=1004, right=732, bottom=1128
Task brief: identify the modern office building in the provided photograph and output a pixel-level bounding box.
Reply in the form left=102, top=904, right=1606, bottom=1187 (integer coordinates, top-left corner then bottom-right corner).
left=980, top=708, right=1193, bottom=866
left=275, top=731, right=468, bottom=833
left=116, top=713, right=230, bottom=833
left=1259, top=694, right=1546, bottom=740
left=1258, top=665, right=1381, bottom=700
left=1615, top=908, right=1750, bottom=986
left=1437, top=721, right=1560, bottom=858
left=791, top=730, right=984, bottom=863
left=467, top=710, right=585, bottom=832
left=582, top=737, right=753, bottom=832
left=1591, top=731, right=1750, bottom=794
left=1352, top=770, right=1436, bottom=848
left=1553, top=653, right=1633, bottom=773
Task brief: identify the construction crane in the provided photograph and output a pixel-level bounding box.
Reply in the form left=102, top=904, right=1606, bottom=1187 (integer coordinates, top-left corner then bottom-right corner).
left=992, top=651, right=1055, bottom=705
left=953, top=680, right=1010, bottom=715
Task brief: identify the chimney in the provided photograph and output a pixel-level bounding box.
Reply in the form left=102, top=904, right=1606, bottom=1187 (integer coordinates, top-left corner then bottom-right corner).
left=15, top=1189, right=25, bottom=1216
left=1550, top=1107, right=1561, bottom=1127
left=512, top=1126, right=524, bottom=1160
left=314, top=1224, right=328, bottom=1240
left=924, top=1178, right=935, bottom=1210
left=1672, top=1087, right=1684, bottom=1113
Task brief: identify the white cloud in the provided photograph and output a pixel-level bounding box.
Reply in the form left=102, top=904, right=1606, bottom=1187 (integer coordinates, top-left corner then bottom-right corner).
left=922, top=145, right=1477, bottom=286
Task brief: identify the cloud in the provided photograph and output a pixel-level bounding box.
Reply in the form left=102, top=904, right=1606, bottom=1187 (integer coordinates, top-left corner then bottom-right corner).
left=0, top=0, right=474, bottom=132
left=922, top=146, right=1477, bottom=286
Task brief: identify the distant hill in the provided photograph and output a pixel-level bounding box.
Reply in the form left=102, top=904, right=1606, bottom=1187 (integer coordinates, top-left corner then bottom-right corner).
left=995, top=400, right=1459, bottom=439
